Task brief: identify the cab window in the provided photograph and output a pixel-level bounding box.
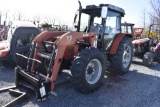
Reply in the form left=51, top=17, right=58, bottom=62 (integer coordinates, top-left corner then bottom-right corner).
left=16, top=33, right=35, bottom=47
left=121, top=25, right=132, bottom=34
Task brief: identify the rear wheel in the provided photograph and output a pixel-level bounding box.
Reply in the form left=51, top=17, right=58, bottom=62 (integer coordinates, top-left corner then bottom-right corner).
left=157, top=51, right=160, bottom=63
left=143, top=52, right=154, bottom=66
left=108, top=37, right=133, bottom=74
left=70, top=47, right=106, bottom=93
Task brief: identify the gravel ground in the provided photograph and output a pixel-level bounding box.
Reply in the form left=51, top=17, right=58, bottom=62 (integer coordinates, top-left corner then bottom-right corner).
left=0, top=60, right=160, bottom=107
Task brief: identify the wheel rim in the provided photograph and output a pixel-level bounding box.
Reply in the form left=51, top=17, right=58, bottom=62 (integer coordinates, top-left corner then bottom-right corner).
left=148, top=55, right=153, bottom=65
left=85, top=59, right=102, bottom=84
left=122, top=44, right=132, bottom=68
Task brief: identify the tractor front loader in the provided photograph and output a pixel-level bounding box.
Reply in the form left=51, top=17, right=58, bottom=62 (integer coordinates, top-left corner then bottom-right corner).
left=0, top=1, right=133, bottom=105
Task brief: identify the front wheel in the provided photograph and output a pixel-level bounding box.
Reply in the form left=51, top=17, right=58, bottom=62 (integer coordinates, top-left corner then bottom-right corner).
left=108, top=37, right=133, bottom=74
left=0, top=61, right=4, bottom=68
left=143, top=52, right=154, bottom=66
left=70, top=47, right=106, bottom=93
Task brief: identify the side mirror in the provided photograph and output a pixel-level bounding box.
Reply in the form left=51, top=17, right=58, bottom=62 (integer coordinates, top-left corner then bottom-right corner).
left=101, top=6, right=108, bottom=18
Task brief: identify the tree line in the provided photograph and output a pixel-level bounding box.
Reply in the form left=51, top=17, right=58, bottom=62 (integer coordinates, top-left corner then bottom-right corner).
left=0, top=9, right=67, bottom=27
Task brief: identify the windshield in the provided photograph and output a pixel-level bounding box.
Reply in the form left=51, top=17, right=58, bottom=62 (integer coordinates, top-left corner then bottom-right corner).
left=103, top=11, right=121, bottom=50
left=75, top=12, right=102, bottom=32
left=105, top=11, right=121, bottom=34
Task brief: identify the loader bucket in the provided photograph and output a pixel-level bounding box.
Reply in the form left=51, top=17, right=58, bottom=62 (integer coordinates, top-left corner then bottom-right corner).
left=15, top=66, right=51, bottom=101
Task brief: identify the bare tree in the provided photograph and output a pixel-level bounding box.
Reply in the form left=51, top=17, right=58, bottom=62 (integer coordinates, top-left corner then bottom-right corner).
left=4, top=10, right=9, bottom=23
left=0, top=9, right=10, bottom=26
left=150, top=0, right=160, bottom=18
left=13, top=10, right=25, bottom=21
left=150, top=0, right=160, bottom=24
left=32, top=14, right=41, bottom=22
left=43, top=15, right=56, bottom=25
left=56, top=17, right=67, bottom=26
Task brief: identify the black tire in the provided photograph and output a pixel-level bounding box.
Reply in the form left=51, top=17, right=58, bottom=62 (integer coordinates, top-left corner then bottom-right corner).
left=0, top=61, right=4, bottom=68
left=70, top=47, right=106, bottom=93
left=143, top=52, right=154, bottom=66
left=157, top=51, right=160, bottom=63
left=108, top=37, right=133, bottom=74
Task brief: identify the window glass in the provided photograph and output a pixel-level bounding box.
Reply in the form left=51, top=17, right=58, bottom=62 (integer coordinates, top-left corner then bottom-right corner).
left=121, top=26, right=132, bottom=34
left=104, top=11, right=121, bottom=51
left=105, top=11, right=121, bottom=35
left=127, top=26, right=132, bottom=33
left=105, top=16, right=120, bottom=35
left=80, top=13, right=89, bottom=31
left=16, top=33, right=35, bottom=47
left=121, top=25, right=127, bottom=33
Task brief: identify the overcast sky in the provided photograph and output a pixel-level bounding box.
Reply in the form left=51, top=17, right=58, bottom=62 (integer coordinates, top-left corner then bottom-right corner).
left=0, top=0, right=151, bottom=27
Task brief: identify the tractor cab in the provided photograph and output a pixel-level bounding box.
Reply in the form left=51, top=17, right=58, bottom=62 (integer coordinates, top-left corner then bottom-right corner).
left=146, top=24, right=160, bottom=53
left=121, top=23, right=135, bottom=36
left=0, top=21, right=40, bottom=65
left=73, top=2, right=125, bottom=51
left=147, top=24, right=160, bottom=43
left=133, top=24, right=160, bottom=57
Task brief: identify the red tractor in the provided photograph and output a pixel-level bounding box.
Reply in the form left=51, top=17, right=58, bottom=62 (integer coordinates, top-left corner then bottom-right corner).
left=1, top=1, right=133, bottom=103
left=121, top=22, right=144, bottom=39
left=132, top=24, right=160, bottom=66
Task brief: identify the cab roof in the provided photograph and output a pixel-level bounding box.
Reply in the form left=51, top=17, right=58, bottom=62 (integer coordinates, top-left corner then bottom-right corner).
left=81, top=4, right=125, bottom=17
left=11, top=21, right=36, bottom=28
left=121, top=23, right=135, bottom=26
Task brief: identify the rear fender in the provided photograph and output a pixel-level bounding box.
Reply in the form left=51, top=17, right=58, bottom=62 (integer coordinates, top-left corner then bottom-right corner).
left=110, top=33, right=132, bottom=54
